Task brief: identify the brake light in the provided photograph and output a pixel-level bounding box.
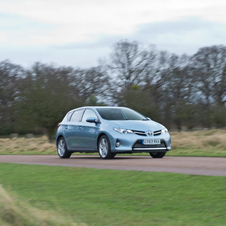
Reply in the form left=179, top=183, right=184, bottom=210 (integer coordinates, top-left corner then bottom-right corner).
left=58, top=123, right=61, bottom=127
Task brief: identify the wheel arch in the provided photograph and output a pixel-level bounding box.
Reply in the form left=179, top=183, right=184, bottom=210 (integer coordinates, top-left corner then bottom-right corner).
left=97, top=132, right=115, bottom=159
left=97, top=132, right=108, bottom=146
left=97, top=131, right=116, bottom=151
left=56, top=135, right=71, bottom=158
left=97, top=132, right=114, bottom=150
left=56, top=135, right=64, bottom=147
left=57, top=134, right=63, bottom=142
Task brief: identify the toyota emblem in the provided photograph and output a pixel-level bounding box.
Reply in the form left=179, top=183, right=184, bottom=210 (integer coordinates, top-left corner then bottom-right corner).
left=147, top=130, right=152, bottom=136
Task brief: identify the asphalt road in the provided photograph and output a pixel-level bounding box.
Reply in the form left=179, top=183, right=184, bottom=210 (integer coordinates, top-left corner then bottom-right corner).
left=0, top=155, right=226, bottom=176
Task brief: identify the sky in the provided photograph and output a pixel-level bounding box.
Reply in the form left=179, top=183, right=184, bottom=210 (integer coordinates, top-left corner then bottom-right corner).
left=0, top=0, right=226, bottom=68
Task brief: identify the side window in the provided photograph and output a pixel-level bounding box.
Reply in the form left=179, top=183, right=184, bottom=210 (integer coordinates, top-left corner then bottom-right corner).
left=82, top=109, right=97, bottom=122
left=70, top=110, right=84, bottom=122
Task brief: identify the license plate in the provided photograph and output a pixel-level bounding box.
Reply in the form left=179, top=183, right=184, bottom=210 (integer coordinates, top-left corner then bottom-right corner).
left=142, top=139, right=160, bottom=145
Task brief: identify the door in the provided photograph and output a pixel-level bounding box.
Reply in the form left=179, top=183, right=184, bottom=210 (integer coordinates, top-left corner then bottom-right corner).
left=76, top=109, right=100, bottom=151
left=64, top=109, right=84, bottom=150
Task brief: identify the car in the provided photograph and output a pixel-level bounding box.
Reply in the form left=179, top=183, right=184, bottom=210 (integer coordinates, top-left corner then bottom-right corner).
left=56, top=106, right=171, bottom=159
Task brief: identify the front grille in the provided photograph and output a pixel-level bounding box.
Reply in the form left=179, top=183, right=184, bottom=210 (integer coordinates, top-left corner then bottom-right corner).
left=133, top=139, right=166, bottom=149
left=153, top=130, right=161, bottom=136
left=132, top=130, right=147, bottom=136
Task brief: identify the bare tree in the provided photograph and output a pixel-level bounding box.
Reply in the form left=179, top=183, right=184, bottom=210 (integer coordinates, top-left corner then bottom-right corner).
left=108, top=40, right=156, bottom=91
left=158, top=53, right=195, bottom=130
left=70, top=66, right=109, bottom=103
left=191, top=45, right=226, bottom=127
left=17, top=62, right=79, bottom=141
left=0, top=60, right=23, bottom=134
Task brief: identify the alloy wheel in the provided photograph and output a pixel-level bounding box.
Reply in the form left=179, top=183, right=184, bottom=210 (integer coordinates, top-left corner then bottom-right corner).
left=99, top=137, right=108, bottom=158
left=58, top=138, right=66, bottom=157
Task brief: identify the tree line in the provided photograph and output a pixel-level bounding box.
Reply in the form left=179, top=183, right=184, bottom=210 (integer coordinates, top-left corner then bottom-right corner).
left=1, top=40, right=226, bottom=141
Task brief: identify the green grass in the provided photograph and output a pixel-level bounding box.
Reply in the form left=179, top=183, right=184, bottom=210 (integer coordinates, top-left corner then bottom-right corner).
left=0, top=163, right=226, bottom=225
left=166, top=149, right=226, bottom=157
left=0, top=184, right=81, bottom=226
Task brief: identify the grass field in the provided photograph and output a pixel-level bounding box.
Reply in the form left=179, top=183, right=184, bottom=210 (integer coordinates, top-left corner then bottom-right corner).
left=0, top=184, right=83, bottom=226
left=1, top=129, right=226, bottom=157
left=168, top=129, right=226, bottom=157
left=0, top=163, right=226, bottom=226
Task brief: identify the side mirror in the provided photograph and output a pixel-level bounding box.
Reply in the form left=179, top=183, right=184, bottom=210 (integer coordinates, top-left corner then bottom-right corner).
left=86, top=117, right=98, bottom=123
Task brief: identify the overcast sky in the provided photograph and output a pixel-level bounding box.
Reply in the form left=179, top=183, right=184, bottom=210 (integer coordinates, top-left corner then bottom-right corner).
left=0, top=0, right=226, bottom=68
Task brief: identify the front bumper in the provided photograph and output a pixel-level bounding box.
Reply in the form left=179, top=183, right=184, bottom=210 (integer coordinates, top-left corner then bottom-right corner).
left=132, top=139, right=168, bottom=152
left=109, top=132, right=171, bottom=153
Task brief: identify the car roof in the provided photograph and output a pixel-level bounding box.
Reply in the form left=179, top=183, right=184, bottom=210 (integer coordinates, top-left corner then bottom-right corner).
left=68, top=106, right=128, bottom=113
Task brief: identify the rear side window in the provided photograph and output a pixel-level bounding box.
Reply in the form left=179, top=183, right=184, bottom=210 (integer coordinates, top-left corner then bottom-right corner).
left=67, top=111, right=73, bottom=121
left=70, top=109, right=84, bottom=122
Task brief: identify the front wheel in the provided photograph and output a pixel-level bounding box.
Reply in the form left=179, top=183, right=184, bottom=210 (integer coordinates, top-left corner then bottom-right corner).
left=57, top=137, right=71, bottom=158
left=98, top=135, right=115, bottom=159
left=149, top=152, right=166, bottom=158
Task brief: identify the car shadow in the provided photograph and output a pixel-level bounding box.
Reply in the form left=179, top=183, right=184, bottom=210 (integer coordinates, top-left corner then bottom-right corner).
left=69, top=155, right=150, bottom=160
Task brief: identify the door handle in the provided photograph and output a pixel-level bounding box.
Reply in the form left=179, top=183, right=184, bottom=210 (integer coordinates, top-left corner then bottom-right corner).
left=78, top=126, right=82, bottom=130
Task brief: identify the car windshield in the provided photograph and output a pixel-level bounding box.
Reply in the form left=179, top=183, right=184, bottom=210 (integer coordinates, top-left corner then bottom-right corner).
left=96, top=108, right=147, bottom=120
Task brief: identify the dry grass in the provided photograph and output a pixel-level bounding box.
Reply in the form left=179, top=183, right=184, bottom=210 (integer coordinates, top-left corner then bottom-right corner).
left=169, top=129, right=226, bottom=156
left=0, top=136, right=55, bottom=154
left=171, top=129, right=226, bottom=149
left=0, top=184, right=86, bottom=226
left=1, top=130, right=226, bottom=156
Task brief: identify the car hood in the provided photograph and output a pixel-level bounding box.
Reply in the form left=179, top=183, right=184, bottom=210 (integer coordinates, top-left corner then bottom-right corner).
left=106, top=120, right=165, bottom=131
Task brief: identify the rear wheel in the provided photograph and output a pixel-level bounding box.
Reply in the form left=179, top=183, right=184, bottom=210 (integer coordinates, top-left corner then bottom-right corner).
left=149, top=152, right=166, bottom=158
left=57, top=137, right=71, bottom=158
left=98, top=135, right=115, bottom=159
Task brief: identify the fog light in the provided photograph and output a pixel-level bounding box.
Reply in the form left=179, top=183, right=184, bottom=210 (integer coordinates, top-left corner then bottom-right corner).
left=116, top=139, right=121, bottom=147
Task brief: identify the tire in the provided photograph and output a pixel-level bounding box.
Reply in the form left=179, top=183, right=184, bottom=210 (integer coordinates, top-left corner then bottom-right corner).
left=98, top=135, right=115, bottom=159
left=149, top=152, right=166, bottom=158
left=57, top=137, right=71, bottom=158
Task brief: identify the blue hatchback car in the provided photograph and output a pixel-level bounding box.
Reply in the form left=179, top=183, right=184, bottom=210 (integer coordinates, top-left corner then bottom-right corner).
left=56, top=106, right=171, bottom=159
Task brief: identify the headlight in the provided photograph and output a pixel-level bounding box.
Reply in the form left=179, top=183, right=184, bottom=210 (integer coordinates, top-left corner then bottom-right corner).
left=161, top=128, right=168, bottom=134
left=113, top=128, right=134, bottom=134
